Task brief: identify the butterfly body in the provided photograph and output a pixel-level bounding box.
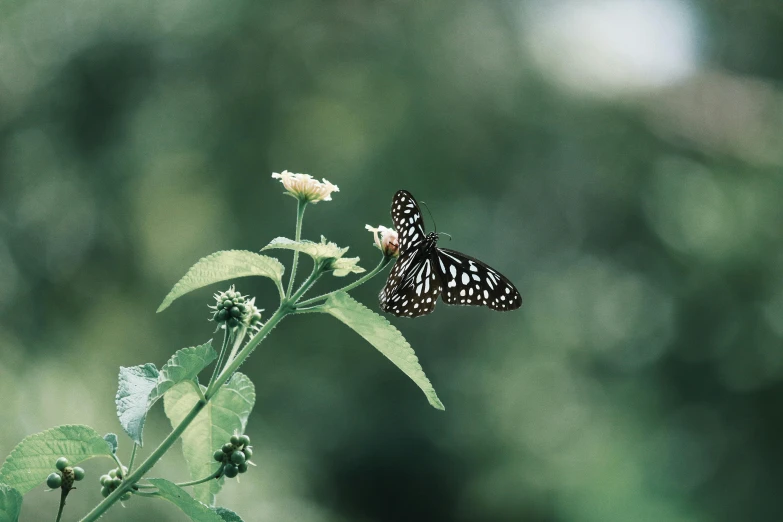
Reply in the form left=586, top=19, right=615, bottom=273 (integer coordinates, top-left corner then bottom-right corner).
left=380, top=190, right=522, bottom=318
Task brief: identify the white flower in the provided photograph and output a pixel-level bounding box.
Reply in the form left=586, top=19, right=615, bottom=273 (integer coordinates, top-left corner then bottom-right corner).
left=271, top=170, right=339, bottom=203
left=365, top=224, right=399, bottom=258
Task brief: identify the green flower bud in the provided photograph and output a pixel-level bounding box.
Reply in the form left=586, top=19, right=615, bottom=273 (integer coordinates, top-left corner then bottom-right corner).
left=230, top=450, right=246, bottom=465
left=230, top=435, right=241, bottom=446
left=117, top=466, right=128, bottom=479
left=73, top=467, right=85, bottom=481
left=100, top=474, right=111, bottom=486
left=109, top=469, right=117, bottom=479
left=121, top=492, right=132, bottom=501
left=47, top=473, right=62, bottom=489
left=222, top=443, right=234, bottom=454
left=239, top=435, right=251, bottom=446
left=101, top=486, right=111, bottom=498
left=214, top=450, right=225, bottom=462
left=111, top=478, right=123, bottom=489
left=227, top=317, right=240, bottom=328
left=55, top=457, right=69, bottom=471
left=223, top=464, right=239, bottom=478
left=237, top=462, right=248, bottom=474
left=223, top=299, right=233, bottom=308
left=230, top=307, right=242, bottom=318
left=242, top=447, right=253, bottom=460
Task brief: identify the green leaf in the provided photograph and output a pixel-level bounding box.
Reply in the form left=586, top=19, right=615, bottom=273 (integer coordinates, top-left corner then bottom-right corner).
left=164, top=373, right=256, bottom=505
left=213, top=507, right=245, bottom=521
left=147, top=479, right=224, bottom=522
left=116, top=342, right=216, bottom=446
left=0, top=425, right=113, bottom=494
left=320, top=292, right=445, bottom=410
left=150, top=341, right=216, bottom=401
left=262, top=236, right=347, bottom=261
left=116, top=364, right=159, bottom=446
left=103, top=433, right=119, bottom=455
left=263, top=236, right=363, bottom=276
left=0, top=484, right=22, bottom=522
left=330, top=256, right=365, bottom=277
left=157, top=250, right=284, bottom=312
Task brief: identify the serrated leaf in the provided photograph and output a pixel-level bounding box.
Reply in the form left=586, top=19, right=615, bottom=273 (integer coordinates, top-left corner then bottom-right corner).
left=157, top=250, right=284, bottom=312
left=148, top=479, right=224, bottom=522
left=331, top=256, right=365, bottom=277
left=0, top=425, right=113, bottom=494
left=213, top=506, right=244, bottom=521
left=262, top=236, right=347, bottom=261
left=103, top=433, right=119, bottom=455
left=262, top=236, right=363, bottom=276
left=116, top=342, right=216, bottom=446
left=320, top=292, right=445, bottom=410
left=164, top=373, right=256, bottom=505
left=0, top=484, right=22, bottom=522
left=116, top=364, right=159, bottom=446
left=150, top=341, right=216, bottom=401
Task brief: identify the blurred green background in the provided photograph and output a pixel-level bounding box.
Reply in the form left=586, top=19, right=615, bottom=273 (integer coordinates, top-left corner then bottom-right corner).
left=2, top=0, right=783, bottom=520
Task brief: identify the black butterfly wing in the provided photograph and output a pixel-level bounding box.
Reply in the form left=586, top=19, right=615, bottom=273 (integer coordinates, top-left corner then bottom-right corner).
left=435, top=248, right=522, bottom=311
left=380, top=249, right=441, bottom=317
left=391, top=190, right=426, bottom=254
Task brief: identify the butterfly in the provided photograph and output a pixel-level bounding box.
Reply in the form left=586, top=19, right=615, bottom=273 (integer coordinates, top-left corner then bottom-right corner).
left=379, top=190, right=522, bottom=317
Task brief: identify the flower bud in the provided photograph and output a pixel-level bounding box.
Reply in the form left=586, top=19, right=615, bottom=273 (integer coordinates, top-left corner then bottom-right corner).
left=47, top=473, right=62, bottom=489
left=55, top=457, right=69, bottom=471
left=365, top=225, right=399, bottom=257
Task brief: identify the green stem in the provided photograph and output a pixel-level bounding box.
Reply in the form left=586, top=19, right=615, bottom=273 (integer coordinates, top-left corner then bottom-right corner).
left=224, top=325, right=248, bottom=368
left=297, top=256, right=392, bottom=307
left=135, top=466, right=223, bottom=489
left=207, top=328, right=231, bottom=391
left=127, top=444, right=138, bottom=475
left=285, top=199, right=308, bottom=299
left=110, top=453, right=124, bottom=472
left=55, top=490, right=67, bottom=522
left=132, top=490, right=159, bottom=498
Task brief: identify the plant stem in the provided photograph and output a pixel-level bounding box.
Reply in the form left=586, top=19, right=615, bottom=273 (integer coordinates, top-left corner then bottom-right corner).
left=127, top=443, right=138, bottom=475
left=285, top=199, right=307, bottom=299
left=297, top=256, right=392, bottom=307
left=55, top=490, right=67, bottom=522
left=135, top=466, right=223, bottom=489
left=207, top=328, right=231, bottom=391
left=205, top=307, right=286, bottom=401
left=132, top=490, right=159, bottom=498
left=110, top=454, right=125, bottom=474
left=224, top=325, right=248, bottom=368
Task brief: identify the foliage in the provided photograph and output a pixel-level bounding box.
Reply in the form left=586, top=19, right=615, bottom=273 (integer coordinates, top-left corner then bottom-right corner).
left=0, top=177, right=449, bottom=521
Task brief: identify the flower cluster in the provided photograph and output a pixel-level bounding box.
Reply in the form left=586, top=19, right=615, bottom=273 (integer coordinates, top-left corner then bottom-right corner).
left=46, top=457, right=84, bottom=492
left=365, top=225, right=399, bottom=258
left=99, top=466, right=131, bottom=501
left=214, top=434, right=254, bottom=479
left=272, top=170, right=339, bottom=204
left=210, top=286, right=263, bottom=330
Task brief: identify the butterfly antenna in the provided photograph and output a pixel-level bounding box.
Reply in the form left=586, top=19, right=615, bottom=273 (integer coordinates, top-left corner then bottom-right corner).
left=438, top=232, right=453, bottom=241
left=420, top=201, right=437, bottom=233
